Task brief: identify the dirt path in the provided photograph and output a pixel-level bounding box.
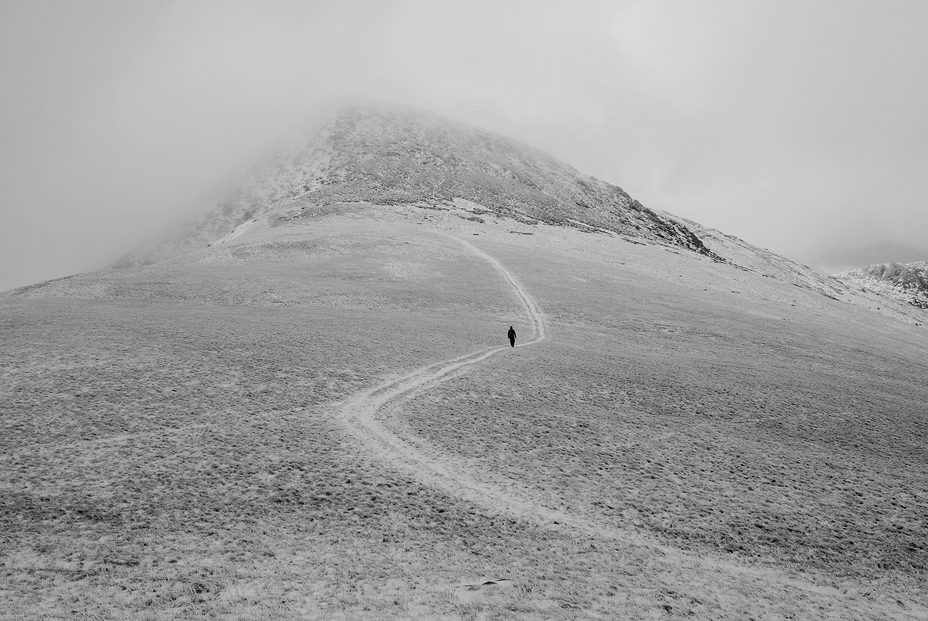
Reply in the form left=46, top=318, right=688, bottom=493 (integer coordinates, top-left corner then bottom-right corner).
left=335, top=234, right=724, bottom=548
left=336, top=234, right=609, bottom=531
left=335, top=233, right=928, bottom=618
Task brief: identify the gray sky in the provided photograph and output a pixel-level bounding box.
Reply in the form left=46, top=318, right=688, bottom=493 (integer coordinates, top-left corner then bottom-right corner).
left=2, top=0, right=926, bottom=292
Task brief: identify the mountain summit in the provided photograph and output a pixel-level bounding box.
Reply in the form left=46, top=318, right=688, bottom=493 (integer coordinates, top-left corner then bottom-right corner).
left=117, top=104, right=718, bottom=266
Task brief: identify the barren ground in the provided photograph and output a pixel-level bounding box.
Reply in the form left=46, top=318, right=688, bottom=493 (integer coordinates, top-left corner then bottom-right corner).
left=2, top=204, right=927, bottom=619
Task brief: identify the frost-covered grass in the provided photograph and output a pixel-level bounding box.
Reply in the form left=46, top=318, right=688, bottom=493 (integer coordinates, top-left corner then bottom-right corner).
left=402, top=240, right=928, bottom=576
left=2, top=208, right=927, bottom=619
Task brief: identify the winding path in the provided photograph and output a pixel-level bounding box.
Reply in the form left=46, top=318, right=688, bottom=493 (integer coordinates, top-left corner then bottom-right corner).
left=334, top=232, right=928, bottom=616
left=337, top=234, right=664, bottom=545
left=336, top=235, right=720, bottom=542
left=335, top=233, right=588, bottom=530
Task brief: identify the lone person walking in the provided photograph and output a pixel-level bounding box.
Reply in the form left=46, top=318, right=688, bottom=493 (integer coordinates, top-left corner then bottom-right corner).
left=507, top=325, right=516, bottom=348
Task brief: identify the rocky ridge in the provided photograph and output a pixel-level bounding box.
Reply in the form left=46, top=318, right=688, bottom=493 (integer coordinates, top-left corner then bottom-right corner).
left=836, top=261, right=928, bottom=310
left=116, top=104, right=719, bottom=267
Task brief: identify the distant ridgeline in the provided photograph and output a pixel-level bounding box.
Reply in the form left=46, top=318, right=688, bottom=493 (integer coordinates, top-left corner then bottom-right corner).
left=115, top=104, right=721, bottom=267
left=836, top=262, right=928, bottom=310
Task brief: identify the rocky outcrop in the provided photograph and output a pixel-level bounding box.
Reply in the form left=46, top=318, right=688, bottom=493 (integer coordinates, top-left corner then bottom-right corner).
left=836, top=262, right=928, bottom=310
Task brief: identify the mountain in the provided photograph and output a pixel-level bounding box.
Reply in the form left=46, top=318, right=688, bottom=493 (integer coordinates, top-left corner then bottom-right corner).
left=4, top=104, right=928, bottom=618
left=115, top=104, right=718, bottom=267
left=835, top=261, right=928, bottom=309
left=107, top=102, right=927, bottom=327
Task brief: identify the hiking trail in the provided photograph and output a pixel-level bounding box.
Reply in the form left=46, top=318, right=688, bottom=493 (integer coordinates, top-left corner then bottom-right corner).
left=334, top=232, right=928, bottom=617
left=337, top=234, right=688, bottom=547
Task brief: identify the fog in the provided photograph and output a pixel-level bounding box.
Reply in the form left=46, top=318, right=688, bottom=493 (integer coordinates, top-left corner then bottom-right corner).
left=2, top=0, right=927, bottom=292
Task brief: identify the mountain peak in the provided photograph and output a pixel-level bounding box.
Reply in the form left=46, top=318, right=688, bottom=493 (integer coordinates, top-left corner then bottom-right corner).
left=116, top=103, right=719, bottom=267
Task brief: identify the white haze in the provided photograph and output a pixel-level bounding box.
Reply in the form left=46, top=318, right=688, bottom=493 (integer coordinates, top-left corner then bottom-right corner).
left=2, top=0, right=927, bottom=292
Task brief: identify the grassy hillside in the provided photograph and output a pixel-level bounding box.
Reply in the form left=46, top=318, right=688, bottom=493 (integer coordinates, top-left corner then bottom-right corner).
left=2, top=204, right=927, bottom=619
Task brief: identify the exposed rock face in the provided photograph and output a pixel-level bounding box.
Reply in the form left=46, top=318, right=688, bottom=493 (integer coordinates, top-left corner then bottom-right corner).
left=116, top=104, right=719, bottom=267
left=836, top=262, right=928, bottom=309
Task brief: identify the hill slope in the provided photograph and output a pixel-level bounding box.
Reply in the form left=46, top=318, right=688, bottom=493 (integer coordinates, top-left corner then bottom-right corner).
left=4, top=205, right=928, bottom=619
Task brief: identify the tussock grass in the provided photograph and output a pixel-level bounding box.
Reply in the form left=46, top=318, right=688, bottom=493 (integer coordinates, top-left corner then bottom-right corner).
left=2, top=211, right=927, bottom=618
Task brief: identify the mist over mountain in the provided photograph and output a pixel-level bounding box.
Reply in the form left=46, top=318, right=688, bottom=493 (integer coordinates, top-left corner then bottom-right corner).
left=22, top=102, right=928, bottom=328
left=836, top=261, right=928, bottom=310
left=116, top=104, right=718, bottom=267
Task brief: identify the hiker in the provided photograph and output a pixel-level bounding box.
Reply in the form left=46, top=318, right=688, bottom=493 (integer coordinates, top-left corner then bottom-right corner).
left=507, top=326, right=516, bottom=348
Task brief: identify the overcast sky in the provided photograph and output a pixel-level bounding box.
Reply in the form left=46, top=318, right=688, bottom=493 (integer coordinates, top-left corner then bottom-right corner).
left=2, top=0, right=926, bottom=292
